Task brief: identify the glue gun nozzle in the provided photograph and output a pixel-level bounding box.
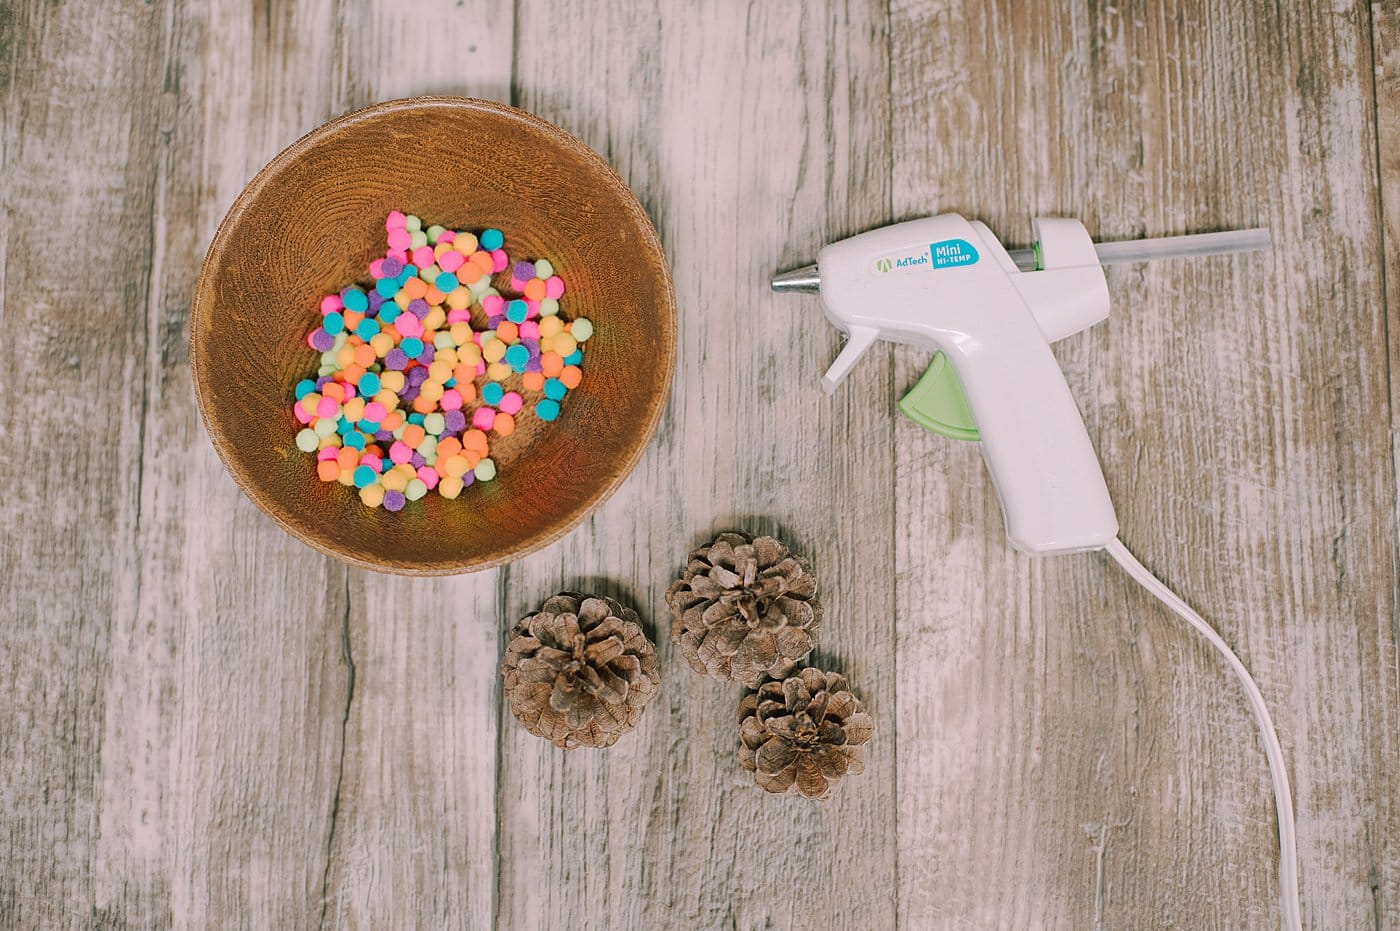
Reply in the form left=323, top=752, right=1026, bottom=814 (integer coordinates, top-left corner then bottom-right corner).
left=771, top=264, right=820, bottom=293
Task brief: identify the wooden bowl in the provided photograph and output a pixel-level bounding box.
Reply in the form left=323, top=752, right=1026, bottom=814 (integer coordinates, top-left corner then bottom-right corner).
left=191, top=98, right=676, bottom=575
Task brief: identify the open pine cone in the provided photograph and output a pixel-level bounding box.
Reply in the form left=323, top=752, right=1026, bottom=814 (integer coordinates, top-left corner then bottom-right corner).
left=738, top=667, right=873, bottom=800
left=501, top=592, right=660, bottom=749
left=666, top=532, right=822, bottom=688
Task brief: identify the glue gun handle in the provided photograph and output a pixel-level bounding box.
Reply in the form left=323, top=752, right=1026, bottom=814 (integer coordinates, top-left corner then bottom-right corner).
left=948, top=333, right=1119, bottom=554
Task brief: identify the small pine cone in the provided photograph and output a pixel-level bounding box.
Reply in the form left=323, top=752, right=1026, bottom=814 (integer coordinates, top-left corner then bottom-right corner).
left=501, top=592, right=660, bottom=749
left=738, top=667, right=873, bottom=800
left=666, top=532, right=822, bottom=688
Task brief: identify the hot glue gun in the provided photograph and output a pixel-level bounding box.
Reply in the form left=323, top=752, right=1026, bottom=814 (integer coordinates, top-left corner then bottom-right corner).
left=771, top=215, right=1270, bottom=555
left=772, top=216, right=1302, bottom=930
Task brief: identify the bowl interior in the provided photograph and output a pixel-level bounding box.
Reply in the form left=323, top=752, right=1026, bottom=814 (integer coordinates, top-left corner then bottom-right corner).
left=192, top=98, right=675, bottom=574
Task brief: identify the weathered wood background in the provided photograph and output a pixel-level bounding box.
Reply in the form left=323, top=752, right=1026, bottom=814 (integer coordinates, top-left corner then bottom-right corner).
left=2, top=0, right=1396, bottom=927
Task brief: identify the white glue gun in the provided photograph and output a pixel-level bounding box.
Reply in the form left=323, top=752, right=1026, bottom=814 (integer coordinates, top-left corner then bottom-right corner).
left=772, top=215, right=1270, bottom=556
left=773, top=216, right=1302, bottom=931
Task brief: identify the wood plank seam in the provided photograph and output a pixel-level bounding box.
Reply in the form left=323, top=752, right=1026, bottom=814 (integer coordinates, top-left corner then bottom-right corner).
left=492, top=561, right=511, bottom=931
left=319, top=568, right=355, bottom=930
left=1366, top=2, right=1400, bottom=924
left=1366, top=1, right=1396, bottom=459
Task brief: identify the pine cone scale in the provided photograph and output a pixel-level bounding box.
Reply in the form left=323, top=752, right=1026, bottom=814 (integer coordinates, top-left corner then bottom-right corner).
left=814, top=746, right=850, bottom=779
left=583, top=637, right=625, bottom=667
left=794, top=754, right=826, bottom=799
left=773, top=626, right=813, bottom=659
left=756, top=737, right=798, bottom=775
left=842, top=712, right=874, bottom=745
left=709, top=565, right=743, bottom=589
left=770, top=596, right=815, bottom=628
left=578, top=597, right=612, bottom=623
left=699, top=600, right=740, bottom=628
left=762, top=714, right=797, bottom=739
left=756, top=767, right=796, bottom=794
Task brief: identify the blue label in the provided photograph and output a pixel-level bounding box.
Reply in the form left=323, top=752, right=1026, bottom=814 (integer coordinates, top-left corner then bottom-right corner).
left=929, top=238, right=979, bottom=268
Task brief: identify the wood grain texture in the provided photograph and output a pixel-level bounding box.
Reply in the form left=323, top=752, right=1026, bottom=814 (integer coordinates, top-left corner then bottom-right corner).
left=2, top=0, right=1398, bottom=928
left=107, top=1, right=359, bottom=925
left=1372, top=0, right=1400, bottom=921
left=0, top=4, right=174, bottom=924
left=496, top=1, right=896, bottom=928
left=292, top=5, right=512, bottom=927
left=1, top=0, right=354, bottom=926
left=890, top=1, right=1399, bottom=927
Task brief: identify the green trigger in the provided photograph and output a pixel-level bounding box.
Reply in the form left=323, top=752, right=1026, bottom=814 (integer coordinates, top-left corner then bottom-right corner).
left=898, top=351, right=980, bottom=441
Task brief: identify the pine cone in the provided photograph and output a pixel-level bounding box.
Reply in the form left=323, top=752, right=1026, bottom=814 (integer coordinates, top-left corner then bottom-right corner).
left=501, top=592, right=661, bottom=749
left=738, top=667, right=873, bottom=800
left=666, top=532, right=822, bottom=687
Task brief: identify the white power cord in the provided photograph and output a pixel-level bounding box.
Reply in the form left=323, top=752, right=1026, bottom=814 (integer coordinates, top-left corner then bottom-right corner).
left=1102, top=537, right=1301, bottom=931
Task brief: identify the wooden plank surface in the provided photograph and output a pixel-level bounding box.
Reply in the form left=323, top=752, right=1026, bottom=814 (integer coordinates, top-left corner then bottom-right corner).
left=890, top=1, right=1399, bottom=927
left=495, top=2, right=895, bottom=928
left=0, top=0, right=1396, bottom=928
left=313, top=4, right=511, bottom=928
left=1, top=4, right=176, bottom=925
left=1372, top=0, right=1400, bottom=922
left=1, top=0, right=354, bottom=926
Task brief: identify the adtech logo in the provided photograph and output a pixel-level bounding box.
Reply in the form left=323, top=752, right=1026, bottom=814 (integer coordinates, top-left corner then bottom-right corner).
left=872, top=238, right=980, bottom=274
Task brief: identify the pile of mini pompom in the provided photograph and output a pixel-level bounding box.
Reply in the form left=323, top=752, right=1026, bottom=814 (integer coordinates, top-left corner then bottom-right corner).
left=291, top=211, right=592, bottom=511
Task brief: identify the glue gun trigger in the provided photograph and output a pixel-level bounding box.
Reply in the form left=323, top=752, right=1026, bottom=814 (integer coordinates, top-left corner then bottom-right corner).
left=821, top=326, right=880, bottom=393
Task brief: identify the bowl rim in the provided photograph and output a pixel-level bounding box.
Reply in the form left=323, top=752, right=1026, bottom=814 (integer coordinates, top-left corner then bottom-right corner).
left=190, top=95, right=677, bottom=576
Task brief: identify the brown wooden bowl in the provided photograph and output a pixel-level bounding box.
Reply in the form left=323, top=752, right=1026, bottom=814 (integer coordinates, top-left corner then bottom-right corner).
left=191, top=97, right=676, bottom=575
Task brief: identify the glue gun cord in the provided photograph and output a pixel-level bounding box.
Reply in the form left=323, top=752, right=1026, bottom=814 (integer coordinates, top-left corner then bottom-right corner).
left=1102, top=537, right=1301, bottom=931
